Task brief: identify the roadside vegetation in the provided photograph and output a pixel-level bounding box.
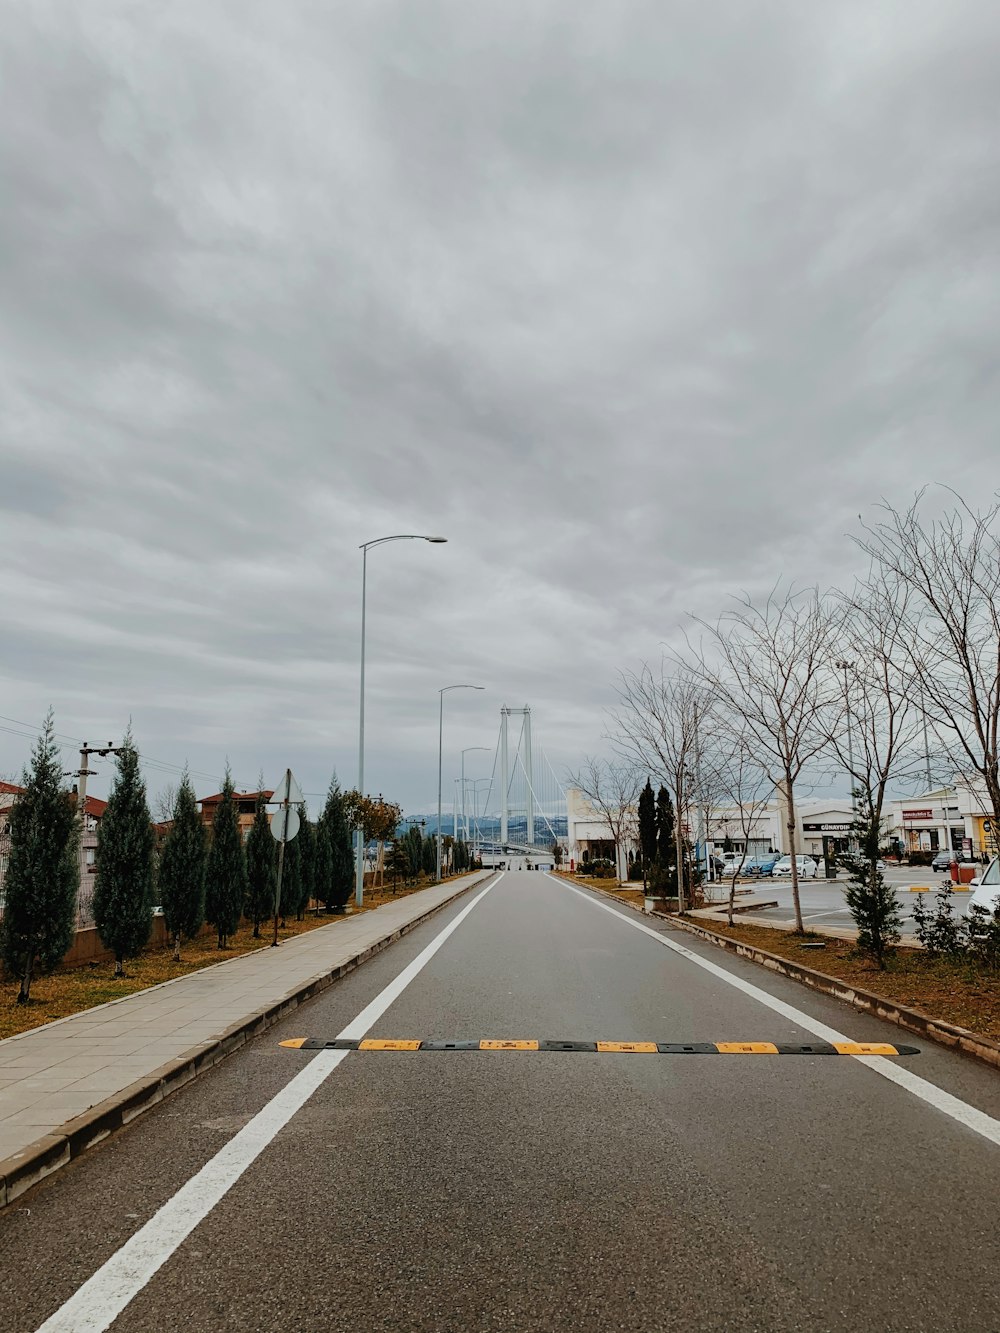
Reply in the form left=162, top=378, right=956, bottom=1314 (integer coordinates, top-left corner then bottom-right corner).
left=1, top=725, right=479, bottom=1025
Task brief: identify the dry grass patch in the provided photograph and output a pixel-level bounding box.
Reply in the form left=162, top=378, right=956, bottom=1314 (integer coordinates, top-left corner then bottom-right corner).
left=0, top=876, right=462, bottom=1042
left=689, top=919, right=1000, bottom=1043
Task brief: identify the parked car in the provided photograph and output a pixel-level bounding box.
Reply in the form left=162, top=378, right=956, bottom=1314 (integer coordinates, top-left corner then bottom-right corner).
left=772, top=855, right=818, bottom=879
left=967, top=858, right=1000, bottom=922
left=932, top=850, right=957, bottom=873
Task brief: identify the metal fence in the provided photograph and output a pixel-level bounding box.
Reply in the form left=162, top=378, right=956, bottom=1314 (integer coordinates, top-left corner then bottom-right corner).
left=0, top=825, right=96, bottom=928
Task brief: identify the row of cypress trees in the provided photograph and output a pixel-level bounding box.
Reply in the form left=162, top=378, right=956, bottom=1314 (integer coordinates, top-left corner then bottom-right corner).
left=159, top=769, right=355, bottom=955
left=0, top=715, right=358, bottom=1002
left=637, top=779, right=678, bottom=894
left=384, top=825, right=473, bottom=885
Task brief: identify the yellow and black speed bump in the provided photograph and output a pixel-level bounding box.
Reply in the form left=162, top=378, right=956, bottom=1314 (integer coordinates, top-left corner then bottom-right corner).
left=279, top=1037, right=919, bottom=1056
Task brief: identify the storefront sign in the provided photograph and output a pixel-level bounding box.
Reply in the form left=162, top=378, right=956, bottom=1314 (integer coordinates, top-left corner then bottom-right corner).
left=803, top=822, right=853, bottom=833
left=902, top=809, right=933, bottom=821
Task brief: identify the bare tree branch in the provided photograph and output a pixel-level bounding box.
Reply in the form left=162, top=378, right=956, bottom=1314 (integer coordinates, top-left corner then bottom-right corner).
left=687, top=585, right=839, bottom=932
left=566, top=756, right=642, bottom=885
left=853, top=491, right=1000, bottom=833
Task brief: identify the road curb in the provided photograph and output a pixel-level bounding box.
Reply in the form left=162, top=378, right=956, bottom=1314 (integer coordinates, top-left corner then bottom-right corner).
left=0, top=873, right=491, bottom=1210
left=669, top=916, right=1000, bottom=1074
left=559, top=877, right=1000, bottom=1076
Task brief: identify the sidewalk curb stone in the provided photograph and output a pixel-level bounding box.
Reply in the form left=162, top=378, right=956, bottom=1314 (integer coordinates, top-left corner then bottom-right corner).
left=0, top=873, right=490, bottom=1210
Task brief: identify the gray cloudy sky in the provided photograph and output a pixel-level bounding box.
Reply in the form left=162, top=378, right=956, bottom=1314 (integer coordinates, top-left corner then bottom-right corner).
left=3, top=1, right=1000, bottom=813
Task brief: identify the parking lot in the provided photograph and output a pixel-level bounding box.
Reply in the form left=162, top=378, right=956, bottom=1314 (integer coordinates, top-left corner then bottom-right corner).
left=697, top=863, right=970, bottom=938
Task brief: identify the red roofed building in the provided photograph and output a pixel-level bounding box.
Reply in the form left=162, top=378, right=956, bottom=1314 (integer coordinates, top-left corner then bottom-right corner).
left=199, top=790, right=274, bottom=842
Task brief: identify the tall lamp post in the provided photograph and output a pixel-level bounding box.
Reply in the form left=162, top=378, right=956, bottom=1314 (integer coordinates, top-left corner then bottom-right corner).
left=835, top=659, right=856, bottom=814
left=468, top=777, right=491, bottom=865
left=438, top=685, right=485, bottom=881
left=461, top=746, right=490, bottom=843
left=356, top=534, right=447, bottom=908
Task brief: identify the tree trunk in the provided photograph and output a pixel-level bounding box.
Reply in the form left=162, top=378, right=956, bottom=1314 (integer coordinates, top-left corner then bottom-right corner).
left=172, top=931, right=181, bottom=962
left=785, top=776, right=804, bottom=933
left=17, top=955, right=33, bottom=1004
left=114, top=955, right=124, bottom=978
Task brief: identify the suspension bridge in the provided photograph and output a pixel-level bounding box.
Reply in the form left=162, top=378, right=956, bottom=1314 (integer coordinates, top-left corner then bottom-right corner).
left=452, top=706, right=568, bottom=859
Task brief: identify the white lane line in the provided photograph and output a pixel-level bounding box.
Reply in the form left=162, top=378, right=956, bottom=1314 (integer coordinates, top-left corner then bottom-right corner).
left=548, top=875, right=1000, bottom=1149
left=36, top=874, right=504, bottom=1333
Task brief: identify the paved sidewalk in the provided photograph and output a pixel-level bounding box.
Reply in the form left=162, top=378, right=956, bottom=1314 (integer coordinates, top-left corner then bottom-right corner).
left=0, top=872, right=489, bottom=1206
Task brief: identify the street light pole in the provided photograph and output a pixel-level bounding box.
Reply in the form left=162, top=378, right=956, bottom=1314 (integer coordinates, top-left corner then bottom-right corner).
left=438, top=685, right=485, bottom=882
left=461, top=747, right=490, bottom=844
left=356, top=534, right=446, bottom=908
left=835, top=659, right=856, bottom=814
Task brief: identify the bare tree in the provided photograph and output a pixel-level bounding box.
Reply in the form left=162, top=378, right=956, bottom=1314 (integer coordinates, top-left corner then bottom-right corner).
left=711, top=737, right=774, bottom=927
left=854, top=492, right=1000, bottom=840
left=690, top=586, right=838, bottom=933
left=609, top=662, right=708, bottom=911
left=153, top=783, right=178, bottom=826
left=828, top=572, right=925, bottom=849
left=566, top=757, right=642, bottom=884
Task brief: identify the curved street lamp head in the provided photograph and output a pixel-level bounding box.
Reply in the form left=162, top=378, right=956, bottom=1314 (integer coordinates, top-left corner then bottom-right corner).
left=360, top=533, right=448, bottom=550
left=440, top=684, right=485, bottom=695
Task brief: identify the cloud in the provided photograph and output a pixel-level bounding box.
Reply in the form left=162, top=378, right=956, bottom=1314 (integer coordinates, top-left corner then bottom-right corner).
left=2, top=0, right=1000, bottom=811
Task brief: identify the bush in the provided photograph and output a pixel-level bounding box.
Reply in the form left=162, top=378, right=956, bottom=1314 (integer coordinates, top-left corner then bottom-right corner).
left=579, top=858, right=616, bottom=879
left=912, top=884, right=966, bottom=957
left=907, top=851, right=933, bottom=867
left=967, top=903, right=1000, bottom=967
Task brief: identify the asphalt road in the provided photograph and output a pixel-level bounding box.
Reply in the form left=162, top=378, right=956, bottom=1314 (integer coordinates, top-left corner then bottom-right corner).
left=5, top=871, right=1000, bottom=1332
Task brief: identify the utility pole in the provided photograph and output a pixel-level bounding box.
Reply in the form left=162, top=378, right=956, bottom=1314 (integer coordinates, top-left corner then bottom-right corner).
left=69, top=742, right=123, bottom=820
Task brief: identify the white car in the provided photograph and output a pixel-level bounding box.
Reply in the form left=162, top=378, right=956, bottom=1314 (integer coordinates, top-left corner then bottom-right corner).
left=967, top=858, right=1000, bottom=918
left=772, top=855, right=818, bottom=879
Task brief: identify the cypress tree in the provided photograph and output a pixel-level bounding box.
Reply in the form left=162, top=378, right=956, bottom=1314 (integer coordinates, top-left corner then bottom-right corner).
left=157, top=773, right=207, bottom=960
left=386, top=840, right=410, bottom=891
left=320, top=777, right=353, bottom=912
left=312, top=814, right=334, bottom=913
left=638, top=780, right=656, bottom=888
left=843, top=791, right=903, bottom=969
left=93, top=734, right=155, bottom=977
left=0, top=712, right=79, bottom=1003
left=296, top=809, right=315, bottom=918
left=421, top=832, right=437, bottom=876
left=244, top=793, right=277, bottom=939
left=406, top=824, right=423, bottom=877
left=654, top=786, right=677, bottom=896
left=279, top=827, right=302, bottom=925
left=205, top=772, right=247, bottom=948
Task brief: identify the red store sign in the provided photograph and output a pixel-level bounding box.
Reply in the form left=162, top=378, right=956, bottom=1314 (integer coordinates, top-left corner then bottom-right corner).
left=902, top=809, right=933, bottom=820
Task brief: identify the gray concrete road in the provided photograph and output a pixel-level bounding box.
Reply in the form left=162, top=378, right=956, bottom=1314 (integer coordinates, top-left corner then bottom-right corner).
left=5, top=871, right=1000, bottom=1333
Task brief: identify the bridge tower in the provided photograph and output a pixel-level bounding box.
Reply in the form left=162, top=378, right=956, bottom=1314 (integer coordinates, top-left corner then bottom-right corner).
left=499, top=705, right=533, bottom=849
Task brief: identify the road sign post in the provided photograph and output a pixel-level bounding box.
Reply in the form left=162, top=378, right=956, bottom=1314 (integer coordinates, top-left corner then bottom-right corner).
left=269, top=769, right=303, bottom=947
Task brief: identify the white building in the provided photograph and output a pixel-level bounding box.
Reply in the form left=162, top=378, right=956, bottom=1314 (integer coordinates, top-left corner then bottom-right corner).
left=565, top=787, right=636, bottom=880
left=566, top=783, right=860, bottom=877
